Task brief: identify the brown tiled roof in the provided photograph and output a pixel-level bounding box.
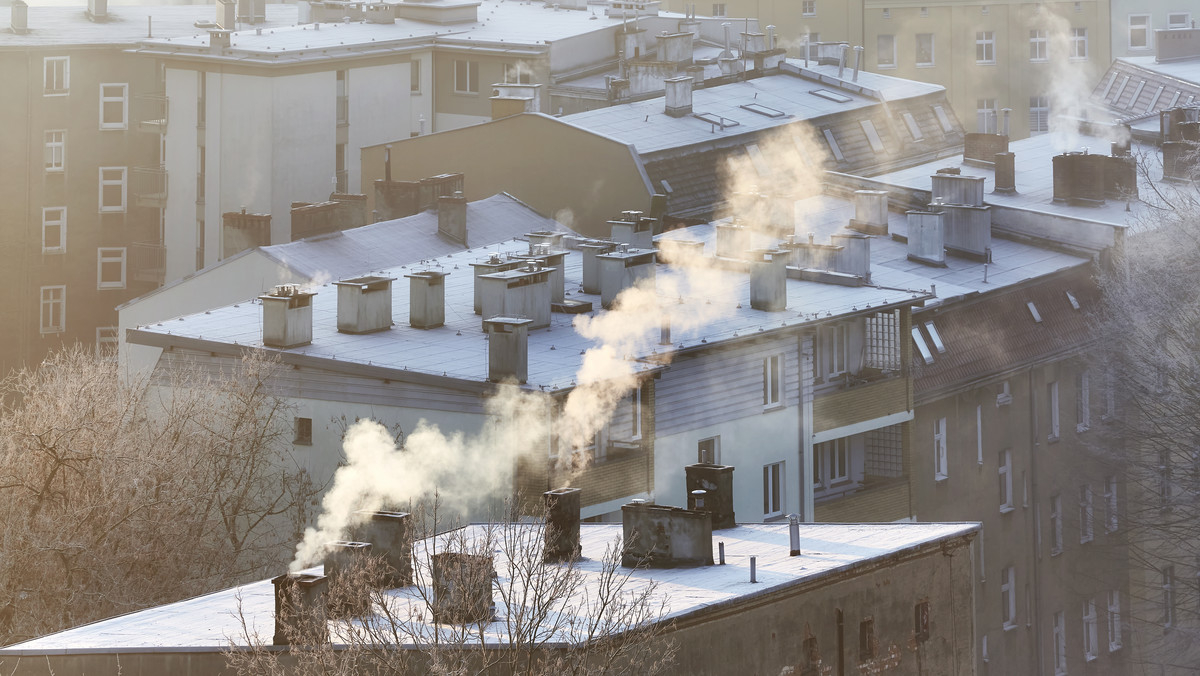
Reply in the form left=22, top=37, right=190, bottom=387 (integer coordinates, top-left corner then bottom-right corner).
left=912, top=263, right=1097, bottom=401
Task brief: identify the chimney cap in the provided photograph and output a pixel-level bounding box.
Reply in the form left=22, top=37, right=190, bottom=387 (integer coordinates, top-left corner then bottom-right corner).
left=334, top=275, right=395, bottom=290
left=403, top=269, right=448, bottom=281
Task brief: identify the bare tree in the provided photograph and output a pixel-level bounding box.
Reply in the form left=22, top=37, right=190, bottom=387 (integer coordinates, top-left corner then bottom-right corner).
left=0, top=347, right=317, bottom=645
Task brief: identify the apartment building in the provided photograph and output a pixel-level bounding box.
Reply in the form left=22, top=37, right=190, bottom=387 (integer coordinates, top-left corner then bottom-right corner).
left=1111, top=1, right=1194, bottom=58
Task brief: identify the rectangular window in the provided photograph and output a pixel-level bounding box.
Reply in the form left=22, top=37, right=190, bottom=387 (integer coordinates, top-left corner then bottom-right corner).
left=629, top=387, right=642, bottom=440
left=1104, top=475, right=1118, bottom=532
left=1107, top=590, right=1122, bottom=651
left=99, top=167, right=127, bottom=213
left=934, top=418, right=948, bottom=480
left=712, top=3, right=726, bottom=16
left=976, top=31, right=996, bottom=64
left=99, top=83, right=128, bottom=130
left=1050, top=494, right=1063, bottom=554
left=802, top=0, right=816, bottom=16
left=1083, top=599, right=1098, bottom=660
left=43, top=56, right=69, bottom=95
left=932, top=105, right=953, bottom=133
left=877, top=34, right=896, bottom=68
left=902, top=112, right=924, bottom=140
left=42, top=207, right=66, bottom=254
left=1129, top=14, right=1150, bottom=49
left=44, top=130, right=66, bottom=172
left=1070, top=27, right=1088, bottom=60
left=1030, top=29, right=1049, bottom=61
left=411, top=59, right=421, bottom=92
left=39, top=286, right=65, bottom=334
left=295, top=417, right=313, bottom=445
left=96, top=247, right=126, bottom=290
left=763, top=461, right=784, bottom=518
left=1001, top=565, right=1016, bottom=628
left=912, top=327, right=934, bottom=365
left=698, top=436, right=719, bottom=464
left=454, top=60, right=479, bottom=94
left=95, top=326, right=118, bottom=359
left=916, top=33, right=935, bottom=66
left=1053, top=611, right=1067, bottom=674
left=1079, top=483, right=1093, bottom=543
left=822, top=129, right=845, bottom=162
left=861, top=120, right=885, bottom=153
left=1168, top=12, right=1191, bottom=28
left=763, top=354, right=783, bottom=407
left=859, top=617, right=875, bottom=660
left=1163, top=565, right=1176, bottom=627
left=977, top=98, right=997, bottom=133
left=999, top=449, right=1013, bottom=511
left=815, top=438, right=850, bottom=489
left=1048, top=381, right=1060, bottom=439
left=1076, top=370, right=1090, bottom=432
left=1030, top=96, right=1050, bottom=134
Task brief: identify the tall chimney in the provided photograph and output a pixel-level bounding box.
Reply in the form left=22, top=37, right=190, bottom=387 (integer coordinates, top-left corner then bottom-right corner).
left=837, top=44, right=848, bottom=78
left=906, top=210, right=947, bottom=267
left=748, top=249, right=788, bottom=311
left=578, top=241, right=617, bottom=294
left=597, top=247, right=657, bottom=310
left=543, top=487, right=582, bottom=563
left=322, top=541, right=373, bottom=618
left=334, top=276, right=394, bottom=334
left=484, top=317, right=532, bottom=384
left=438, top=192, right=468, bottom=246
left=849, top=190, right=889, bottom=235
left=217, top=0, right=236, bottom=29
left=272, top=573, right=329, bottom=645
left=260, top=285, right=315, bottom=349
left=993, top=152, right=1017, bottom=194
left=852, top=45, right=864, bottom=82
left=11, top=0, right=29, bottom=33
left=405, top=271, right=447, bottom=329
left=351, top=510, right=413, bottom=587
left=469, top=254, right=520, bottom=314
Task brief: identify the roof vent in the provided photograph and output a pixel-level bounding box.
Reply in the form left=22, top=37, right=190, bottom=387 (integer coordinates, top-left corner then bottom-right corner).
left=484, top=317, right=532, bottom=383
left=543, top=488, right=582, bottom=563
left=208, top=28, right=232, bottom=49
left=334, top=276, right=394, bottom=334
left=621, top=501, right=714, bottom=568
left=260, top=285, right=315, bottom=349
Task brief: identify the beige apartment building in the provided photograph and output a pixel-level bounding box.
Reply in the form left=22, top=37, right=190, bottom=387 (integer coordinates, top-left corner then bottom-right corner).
left=659, top=0, right=1111, bottom=140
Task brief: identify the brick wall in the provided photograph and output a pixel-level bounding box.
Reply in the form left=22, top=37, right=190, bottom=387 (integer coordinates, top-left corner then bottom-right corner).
left=814, top=479, right=910, bottom=522
left=963, top=133, right=1009, bottom=164
left=813, top=377, right=908, bottom=434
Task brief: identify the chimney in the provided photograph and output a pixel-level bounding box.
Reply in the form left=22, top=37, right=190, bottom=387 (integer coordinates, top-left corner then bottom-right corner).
left=993, top=152, right=1016, bottom=194
left=469, top=253, right=520, bottom=314
left=1052, top=151, right=1106, bottom=206
left=334, top=276, right=394, bottom=334
left=849, top=190, right=889, bottom=235
left=514, top=243, right=567, bottom=305
left=484, top=317, right=532, bottom=384
left=1155, top=27, right=1200, bottom=63
left=86, top=0, right=107, bottom=20
left=217, top=0, right=236, bottom=29
left=930, top=173, right=985, bottom=207
left=209, top=29, right=231, bottom=49
left=748, top=249, right=788, bottom=312
left=11, top=0, right=29, bottom=33
left=684, top=463, right=735, bottom=529
left=490, top=83, right=543, bottom=119
left=479, top=263, right=553, bottom=329
left=837, top=44, right=848, bottom=78
left=351, top=510, right=413, bottom=587
left=597, top=247, right=657, bottom=310
left=579, top=241, right=617, bottom=294
left=272, top=573, right=329, bottom=645
left=906, top=210, right=946, bottom=267
left=405, top=270, right=447, bottom=329
left=526, top=230, right=565, bottom=251
left=260, top=284, right=315, bottom=349
left=660, top=313, right=672, bottom=345
left=663, top=76, right=694, bottom=118
left=543, top=487, right=582, bottom=563
left=430, top=552, right=495, bottom=624
left=438, top=192, right=468, bottom=246
left=714, top=222, right=749, bottom=259
left=609, top=210, right=653, bottom=249
left=831, top=232, right=871, bottom=281
left=322, top=541, right=373, bottom=618
left=788, top=514, right=802, bottom=556
left=620, top=501, right=714, bottom=568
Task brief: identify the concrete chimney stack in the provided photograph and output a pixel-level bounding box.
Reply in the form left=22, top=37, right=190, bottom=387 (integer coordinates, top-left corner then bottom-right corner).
left=260, top=285, right=315, bottom=349
left=484, top=317, right=533, bottom=384
left=543, top=488, right=582, bottom=563
left=11, top=0, right=30, bottom=33
left=849, top=190, right=889, bottom=235
left=351, top=510, right=413, bottom=587
left=664, top=76, right=694, bottom=117
left=579, top=241, right=618, bottom=294
left=405, top=270, right=448, bottom=329
left=334, top=276, right=394, bottom=334
left=469, top=253, right=520, bottom=314
left=906, top=210, right=947, bottom=267
left=217, top=0, right=236, bottom=29
left=271, top=573, right=329, bottom=645
left=437, top=192, right=468, bottom=246
left=479, top=263, right=553, bottom=329
left=748, top=249, right=788, bottom=311
left=322, top=541, right=373, bottom=618
left=597, top=247, right=656, bottom=310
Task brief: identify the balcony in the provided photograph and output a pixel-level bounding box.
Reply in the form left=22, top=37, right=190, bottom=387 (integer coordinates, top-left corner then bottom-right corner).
left=132, top=167, right=168, bottom=209
left=813, top=373, right=908, bottom=435
left=131, top=241, right=165, bottom=285
left=135, top=93, right=168, bottom=133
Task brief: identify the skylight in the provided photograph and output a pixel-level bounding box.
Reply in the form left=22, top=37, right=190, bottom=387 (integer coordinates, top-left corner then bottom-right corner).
left=810, top=89, right=853, bottom=103
left=746, top=143, right=771, bottom=177
left=1065, top=290, right=1080, bottom=310
left=932, top=105, right=954, bottom=133
left=924, top=321, right=947, bottom=353
left=740, top=102, right=786, bottom=118
left=861, top=120, right=885, bottom=153
left=692, top=112, right=740, bottom=130
left=1027, top=301, right=1042, bottom=323
left=902, top=112, right=924, bottom=140
left=822, top=129, right=845, bottom=162
left=912, top=327, right=934, bottom=365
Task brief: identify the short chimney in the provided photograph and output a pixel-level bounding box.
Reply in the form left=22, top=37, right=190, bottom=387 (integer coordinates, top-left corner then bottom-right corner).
left=684, top=463, right=736, bottom=529
left=621, top=501, right=714, bottom=568
left=484, top=317, right=532, bottom=384
left=578, top=241, right=618, bottom=294
left=597, top=247, right=657, bottom=310
left=609, top=211, right=653, bottom=249
left=526, top=230, right=565, bottom=251
left=849, top=190, right=889, bottom=235
left=514, top=242, right=567, bottom=304
left=831, top=232, right=871, bottom=281
left=930, top=173, right=985, bottom=207
left=993, top=152, right=1017, bottom=194
left=209, top=28, right=231, bottom=49
left=906, top=210, right=947, bottom=267
left=260, top=284, right=315, bottom=349
left=664, top=76, right=694, bottom=118
left=469, top=254, right=520, bottom=314
left=714, top=222, right=749, bottom=259
left=86, top=0, right=107, bottom=20
left=479, top=264, right=553, bottom=329
left=322, top=541, right=373, bottom=618
left=405, top=270, right=447, bottom=329
left=543, top=488, right=582, bottom=563
left=272, top=573, right=329, bottom=645
left=489, top=83, right=543, bottom=119
left=334, top=276, right=394, bottom=334
left=431, top=552, right=495, bottom=624
left=748, top=249, right=788, bottom=312
left=11, top=0, right=30, bottom=33
left=351, top=510, right=413, bottom=587
left=438, top=192, right=468, bottom=246
left=217, top=0, right=236, bottom=29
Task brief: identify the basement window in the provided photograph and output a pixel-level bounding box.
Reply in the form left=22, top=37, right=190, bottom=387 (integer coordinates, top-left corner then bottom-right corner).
left=924, top=321, right=947, bottom=353
left=810, top=89, right=853, bottom=103
left=1065, top=290, right=1080, bottom=310
left=1027, top=301, right=1042, bottom=323
left=912, top=327, right=934, bottom=365
left=740, top=102, right=786, bottom=118
left=861, top=120, right=885, bottom=153
left=822, top=129, right=845, bottom=162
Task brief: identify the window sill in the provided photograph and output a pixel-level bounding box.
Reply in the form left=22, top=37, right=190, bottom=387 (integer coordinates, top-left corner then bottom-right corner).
left=44, top=91, right=69, bottom=97
left=916, top=63, right=935, bottom=68
left=1047, top=435, right=1060, bottom=444
left=1050, top=547, right=1062, bottom=557
left=1080, top=536, right=1093, bottom=545
left=876, top=64, right=897, bottom=70
left=1069, top=57, right=1090, bottom=63
left=935, top=474, right=949, bottom=483
left=1109, top=643, right=1122, bottom=652
left=1076, top=424, right=1090, bottom=434
left=763, top=513, right=786, bottom=523
left=294, top=441, right=313, bottom=447
left=42, top=249, right=66, bottom=255
left=1085, top=654, right=1098, bottom=662
left=976, top=61, right=996, bottom=66
left=762, top=404, right=784, bottom=413
left=1003, top=622, right=1017, bottom=632
left=100, top=125, right=128, bottom=131
left=1000, top=505, right=1015, bottom=514
left=1030, top=58, right=1048, bottom=63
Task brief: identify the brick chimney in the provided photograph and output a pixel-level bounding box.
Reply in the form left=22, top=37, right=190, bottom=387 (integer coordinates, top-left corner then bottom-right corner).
left=437, top=192, right=467, bottom=246
left=664, top=76, right=694, bottom=118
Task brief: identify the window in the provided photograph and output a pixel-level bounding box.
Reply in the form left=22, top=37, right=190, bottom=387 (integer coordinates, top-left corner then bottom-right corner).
left=99, top=83, right=128, bottom=130
left=924, top=322, right=946, bottom=353
left=1104, top=370, right=1116, bottom=419
left=1027, top=300, right=1042, bottom=322
left=504, top=63, right=533, bottom=84
left=999, top=450, right=1012, bottom=511
left=628, top=387, right=642, bottom=440
left=1129, top=15, right=1150, bottom=49
left=1030, top=96, right=1050, bottom=134
left=98, top=167, right=127, bottom=213
left=1053, top=611, right=1067, bottom=674
left=822, top=129, right=845, bottom=161
left=977, top=99, right=997, bottom=133
left=877, top=34, right=896, bottom=68
left=39, top=286, right=65, bottom=334
left=763, top=354, right=783, bottom=407
left=43, top=56, right=69, bottom=95
left=1082, top=599, right=1098, bottom=660
left=711, top=3, right=726, bottom=16
left=997, top=380, right=1012, bottom=406
left=1048, top=381, right=1060, bottom=439
left=95, top=327, right=118, bottom=358
left=96, top=247, right=126, bottom=289
left=1168, top=12, right=1190, bottom=29
left=821, top=324, right=847, bottom=379
left=763, top=462, right=784, bottom=518
left=978, top=528, right=986, bottom=581
left=1163, top=566, right=1176, bottom=627
left=698, top=436, right=720, bottom=464
left=1107, top=590, right=1122, bottom=651
left=919, top=6, right=928, bottom=16
left=1070, top=28, right=1088, bottom=60
left=1001, top=565, right=1016, bottom=628
left=454, top=60, right=479, bottom=94
left=1030, top=29, right=1048, bottom=61
left=976, top=31, right=995, bottom=64
left=1076, top=370, right=1090, bottom=431
left=914, top=601, right=930, bottom=642
left=44, top=131, right=66, bottom=172
left=1079, top=483, right=1093, bottom=543
left=882, top=7, right=890, bottom=19
left=912, top=327, right=933, bottom=364
left=933, top=105, right=954, bottom=133
left=1050, top=494, right=1063, bottom=554
left=411, top=59, right=421, bottom=92
left=981, top=4, right=989, bottom=14
left=902, top=112, right=923, bottom=140
left=861, top=120, right=885, bottom=153
left=802, top=0, right=815, bottom=16
left=916, top=33, right=934, bottom=66
left=1104, top=475, right=1118, bottom=532
left=42, top=207, right=66, bottom=253
left=815, top=438, right=850, bottom=489
left=858, top=618, right=875, bottom=660
left=295, top=417, right=313, bottom=445
left=934, top=418, right=948, bottom=480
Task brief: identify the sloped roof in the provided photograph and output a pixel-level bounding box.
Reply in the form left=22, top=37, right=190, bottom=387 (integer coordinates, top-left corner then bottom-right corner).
left=1091, top=56, right=1200, bottom=121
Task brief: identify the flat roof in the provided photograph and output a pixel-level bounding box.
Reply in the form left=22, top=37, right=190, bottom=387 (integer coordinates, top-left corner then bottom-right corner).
left=0, top=3, right=298, bottom=47
left=0, top=521, right=978, bottom=654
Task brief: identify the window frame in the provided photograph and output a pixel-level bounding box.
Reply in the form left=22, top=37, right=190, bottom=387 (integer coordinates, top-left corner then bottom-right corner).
left=1163, top=565, right=1176, bottom=627
left=1083, top=598, right=1098, bottom=661
left=1030, top=29, right=1049, bottom=61
left=915, top=33, right=935, bottom=67
left=294, top=417, right=313, bottom=445
left=44, top=130, right=66, bottom=173
left=1168, top=12, right=1191, bottom=29
left=877, top=34, right=897, bottom=68
left=1070, top=27, right=1089, bottom=60
left=1107, top=590, right=1122, bottom=651
left=763, top=353, right=784, bottom=408
left=98, top=166, right=128, bottom=213
left=1079, top=483, right=1094, bottom=543
left=411, top=59, right=421, bottom=92
left=1001, top=565, right=1017, bottom=629
left=802, top=0, right=816, bottom=16
left=96, top=247, right=127, bottom=290
left=99, top=83, right=129, bottom=130
left=1029, top=95, right=1050, bottom=134
left=976, top=31, right=996, bottom=64
left=1053, top=610, right=1067, bottom=674
left=95, top=326, right=119, bottom=359
left=628, top=387, right=643, bottom=441
left=43, top=56, right=69, bottom=96
left=763, top=461, right=784, bottom=519
left=1129, top=14, right=1151, bottom=50
left=711, top=2, right=726, bottom=16
left=454, top=59, right=479, bottom=94
left=39, top=285, right=66, bottom=334
left=1050, top=494, right=1063, bottom=555
left=1076, top=370, right=1091, bottom=432
left=999, top=449, right=1013, bottom=512
left=42, top=207, right=66, bottom=254
left=1104, top=475, right=1118, bottom=532
left=815, top=437, right=851, bottom=490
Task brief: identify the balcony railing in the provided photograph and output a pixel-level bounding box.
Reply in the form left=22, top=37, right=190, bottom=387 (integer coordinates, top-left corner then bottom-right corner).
left=133, top=167, right=168, bottom=209
left=135, top=93, right=168, bottom=133
left=131, top=241, right=166, bottom=285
